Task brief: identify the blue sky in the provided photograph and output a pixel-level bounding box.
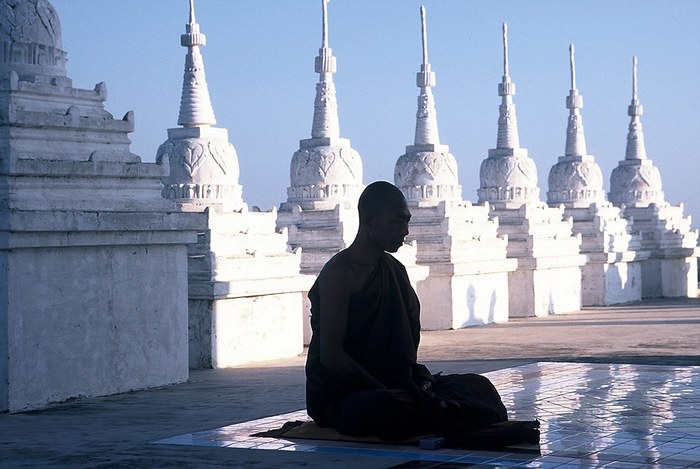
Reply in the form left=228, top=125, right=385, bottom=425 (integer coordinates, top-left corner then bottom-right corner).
left=52, top=0, right=700, bottom=227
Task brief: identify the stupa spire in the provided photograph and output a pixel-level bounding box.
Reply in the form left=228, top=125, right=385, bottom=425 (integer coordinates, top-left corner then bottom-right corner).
left=177, top=0, right=216, bottom=127
left=625, top=56, right=647, bottom=160
left=565, top=44, right=587, bottom=156
left=496, top=23, right=520, bottom=149
left=395, top=5, right=460, bottom=203
left=311, top=0, right=340, bottom=139
left=547, top=44, right=605, bottom=208
left=158, top=0, right=244, bottom=209
left=188, top=0, right=196, bottom=23
left=413, top=6, right=440, bottom=146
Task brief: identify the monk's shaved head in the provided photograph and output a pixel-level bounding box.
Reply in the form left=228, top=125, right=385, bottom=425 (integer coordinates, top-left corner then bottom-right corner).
left=358, top=181, right=407, bottom=220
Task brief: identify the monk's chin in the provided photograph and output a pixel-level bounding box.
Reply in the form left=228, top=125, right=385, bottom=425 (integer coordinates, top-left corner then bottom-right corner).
left=385, top=243, right=404, bottom=253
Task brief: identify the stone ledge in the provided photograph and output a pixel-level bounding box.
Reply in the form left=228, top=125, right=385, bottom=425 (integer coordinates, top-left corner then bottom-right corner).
left=0, top=229, right=198, bottom=249
left=516, top=254, right=588, bottom=269
left=425, top=258, right=518, bottom=276
left=0, top=209, right=206, bottom=233
left=5, top=159, right=166, bottom=177
left=189, top=275, right=315, bottom=300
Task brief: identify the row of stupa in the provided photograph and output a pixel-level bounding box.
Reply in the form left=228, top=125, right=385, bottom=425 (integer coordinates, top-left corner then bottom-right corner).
left=1, top=0, right=697, bottom=411
left=158, top=1, right=698, bottom=333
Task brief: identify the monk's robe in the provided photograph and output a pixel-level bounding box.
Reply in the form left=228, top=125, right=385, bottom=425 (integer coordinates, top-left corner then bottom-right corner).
left=306, top=253, right=534, bottom=445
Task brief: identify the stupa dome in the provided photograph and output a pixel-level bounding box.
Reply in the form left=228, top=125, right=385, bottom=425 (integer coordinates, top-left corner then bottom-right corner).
left=395, top=150, right=461, bottom=202
left=289, top=145, right=362, bottom=188
left=480, top=153, right=538, bottom=190
left=285, top=143, right=364, bottom=208
left=609, top=162, right=664, bottom=207
left=395, top=151, right=458, bottom=188
left=0, top=0, right=67, bottom=78
left=547, top=158, right=605, bottom=207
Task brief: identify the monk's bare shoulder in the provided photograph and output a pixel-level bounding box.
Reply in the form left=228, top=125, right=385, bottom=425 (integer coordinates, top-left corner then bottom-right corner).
left=318, top=249, right=372, bottom=296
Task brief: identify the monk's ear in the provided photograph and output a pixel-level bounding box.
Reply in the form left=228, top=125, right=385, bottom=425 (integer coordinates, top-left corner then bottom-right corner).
left=360, top=212, right=375, bottom=229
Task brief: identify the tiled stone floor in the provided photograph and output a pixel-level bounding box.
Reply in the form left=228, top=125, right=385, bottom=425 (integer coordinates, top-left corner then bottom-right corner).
left=154, top=362, right=700, bottom=468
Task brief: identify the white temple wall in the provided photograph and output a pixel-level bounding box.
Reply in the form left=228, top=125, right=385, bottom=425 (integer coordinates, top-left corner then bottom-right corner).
left=2, top=243, right=190, bottom=412
left=190, top=292, right=304, bottom=368
left=509, top=266, right=582, bottom=317
left=581, top=261, right=642, bottom=306
left=644, top=257, right=698, bottom=298
left=183, top=209, right=312, bottom=368
left=418, top=271, right=510, bottom=330
left=640, top=258, right=699, bottom=299
left=656, top=258, right=698, bottom=298
left=0, top=252, right=8, bottom=410
left=641, top=259, right=663, bottom=299
left=302, top=295, right=313, bottom=348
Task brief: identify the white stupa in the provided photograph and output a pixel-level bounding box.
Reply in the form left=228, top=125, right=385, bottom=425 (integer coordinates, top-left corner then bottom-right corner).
left=282, top=0, right=363, bottom=211
left=394, top=7, right=461, bottom=203
left=277, top=0, right=364, bottom=277
left=609, top=58, right=698, bottom=298
left=547, top=45, right=644, bottom=306
left=609, top=57, right=664, bottom=208
left=477, top=24, right=539, bottom=208
left=393, top=7, right=515, bottom=329
left=547, top=45, right=605, bottom=208
left=278, top=1, right=427, bottom=342
left=158, top=0, right=312, bottom=368
left=157, top=0, right=244, bottom=210
left=477, top=24, right=584, bottom=317
left=0, top=0, right=201, bottom=411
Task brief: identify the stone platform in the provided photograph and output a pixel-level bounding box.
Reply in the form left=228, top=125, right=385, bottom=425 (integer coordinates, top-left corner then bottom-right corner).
left=1, top=297, right=699, bottom=467
left=155, top=362, right=700, bottom=468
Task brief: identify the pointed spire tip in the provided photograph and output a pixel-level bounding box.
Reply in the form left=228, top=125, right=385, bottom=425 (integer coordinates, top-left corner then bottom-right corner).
left=632, top=55, right=638, bottom=101
left=188, top=0, right=196, bottom=24
left=502, top=23, right=509, bottom=77
left=321, top=0, right=329, bottom=48
left=569, top=43, right=576, bottom=90
left=420, top=5, right=428, bottom=65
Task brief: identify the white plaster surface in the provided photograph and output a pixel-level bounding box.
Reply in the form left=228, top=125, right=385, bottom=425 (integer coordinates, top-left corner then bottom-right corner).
left=190, top=292, right=304, bottom=369
left=493, top=204, right=585, bottom=317
left=277, top=203, right=358, bottom=275
left=184, top=208, right=313, bottom=368
left=390, top=241, right=430, bottom=293
left=418, top=271, right=510, bottom=330
left=404, top=201, right=515, bottom=329
left=0, top=0, right=201, bottom=411
left=509, top=264, right=583, bottom=318
left=563, top=204, right=644, bottom=306
left=622, top=204, right=699, bottom=299
left=0, top=0, right=67, bottom=79
left=581, top=261, right=641, bottom=307
left=3, top=243, right=191, bottom=412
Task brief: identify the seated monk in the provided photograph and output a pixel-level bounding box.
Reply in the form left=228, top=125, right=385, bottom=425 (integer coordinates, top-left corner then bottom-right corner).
left=305, top=181, right=539, bottom=448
